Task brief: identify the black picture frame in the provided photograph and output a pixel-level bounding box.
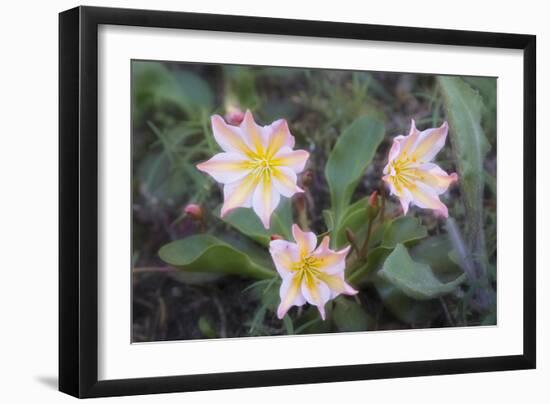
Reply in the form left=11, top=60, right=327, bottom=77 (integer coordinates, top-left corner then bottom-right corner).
left=59, top=5, right=536, bottom=398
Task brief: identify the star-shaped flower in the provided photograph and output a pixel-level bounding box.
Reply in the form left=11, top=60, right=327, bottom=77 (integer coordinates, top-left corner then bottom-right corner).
left=383, top=120, right=458, bottom=218
left=269, top=225, right=357, bottom=320
left=197, top=111, right=309, bottom=229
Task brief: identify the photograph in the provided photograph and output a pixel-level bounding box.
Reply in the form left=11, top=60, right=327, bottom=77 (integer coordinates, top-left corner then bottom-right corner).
left=131, top=59, right=497, bottom=342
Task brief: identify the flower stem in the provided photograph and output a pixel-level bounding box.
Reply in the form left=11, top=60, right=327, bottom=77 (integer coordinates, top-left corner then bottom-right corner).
left=358, top=215, right=376, bottom=259
left=378, top=184, right=386, bottom=223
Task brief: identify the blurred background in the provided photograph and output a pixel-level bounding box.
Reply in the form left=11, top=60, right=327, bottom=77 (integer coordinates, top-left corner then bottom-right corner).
left=131, top=60, right=497, bottom=342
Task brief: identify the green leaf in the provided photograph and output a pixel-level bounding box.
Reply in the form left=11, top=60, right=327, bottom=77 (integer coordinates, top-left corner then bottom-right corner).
left=381, top=216, right=428, bottom=248
left=332, top=297, right=372, bottom=332
left=410, top=235, right=464, bottom=282
left=325, top=117, right=385, bottom=226
left=221, top=199, right=292, bottom=245
left=333, top=196, right=381, bottom=249
left=438, top=76, right=489, bottom=277
left=173, top=70, right=214, bottom=112
left=379, top=244, right=466, bottom=300
left=283, top=316, right=295, bottom=335
left=322, top=209, right=335, bottom=232
left=462, top=77, right=497, bottom=141
left=294, top=306, right=332, bottom=334
left=132, top=61, right=213, bottom=119
left=374, top=277, right=439, bottom=325
left=348, top=246, right=391, bottom=285
left=159, top=235, right=276, bottom=279
left=334, top=205, right=368, bottom=248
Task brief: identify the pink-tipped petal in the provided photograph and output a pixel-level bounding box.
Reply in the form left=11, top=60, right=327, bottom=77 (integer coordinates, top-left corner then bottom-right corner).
left=273, top=147, right=309, bottom=173
left=408, top=182, right=449, bottom=218
left=387, top=137, right=402, bottom=163
left=417, top=163, right=458, bottom=194
left=291, top=224, right=317, bottom=256
left=210, top=115, right=252, bottom=156
left=220, top=175, right=258, bottom=217
left=399, top=189, right=412, bottom=215
left=277, top=274, right=305, bottom=319
left=252, top=178, right=280, bottom=229
left=410, top=121, right=449, bottom=162
left=240, top=110, right=267, bottom=154
left=316, top=273, right=346, bottom=298
left=196, top=152, right=250, bottom=184
left=272, top=166, right=303, bottom=198
left=301, top=280, right=331, bottom=320
left=343, top=281, right=359, bottom=296
left=313, top=245, right=350, bottom=275
left=265, top=119, right=294, bottom=156
left=269, top=240, right=300, bottom=276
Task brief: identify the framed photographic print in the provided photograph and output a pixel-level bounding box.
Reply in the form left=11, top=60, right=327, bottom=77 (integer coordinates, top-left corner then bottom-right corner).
left=59, top=6, right=536, bottom=398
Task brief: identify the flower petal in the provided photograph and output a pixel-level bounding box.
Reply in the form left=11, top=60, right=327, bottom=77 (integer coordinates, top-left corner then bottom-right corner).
left=272, top=147, right=309, bottom=173
left=265, top=119, right=295, bottom=157
left=410, top=121, right=449, bottom=162
left=240, top=110, right=267, bottom=155
left=272, top=167, right=304, bottom=198
left=408, top=182, right=449, bottom=218
left=269, top=240, right=300, bottom=276
left=317, top=272, right=358, bottom=298
left=401, top=119, right=422, bottom=155
left=211, top=115, right=253, bottom=156
left=398, top=187, right=413, bottom=215
left=291, top=224, right=317, bottom=256
left=416, top=163, right=458, bottom=194
left=301, top=278, right=331, bottom=320
left=196, top=152, right=250, bottom=184
left=387, top=137, right=402, bottom=164
left=313, top=243, right=350, bottom=275
left=277, top=273, right=305, bottom=319
left=252, top=177, right=281, bottom=229
left=220, top=174, right=258, bottom=217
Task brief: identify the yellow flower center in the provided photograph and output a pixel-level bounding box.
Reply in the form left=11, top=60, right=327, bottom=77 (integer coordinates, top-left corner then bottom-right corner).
left=291, top=255, right=322, bottom=287
left=249, top=156, right=274, bottom=179
left=388, top=155, right=424, bottom=191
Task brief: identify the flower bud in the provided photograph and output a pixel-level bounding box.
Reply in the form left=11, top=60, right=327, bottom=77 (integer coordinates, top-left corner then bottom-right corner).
left=367, top=191, right=380, bottom=220
left=345, top=228, right=356, bottom=245
left=300, top=169, right=313, bottom=188
left=293, top=193, right=306, bottom=212
left=368, top=191, right=379, bottom=209
left=225, top=106, right=245, bottom=126
left=184, top=204, right=203, bottom=221
left=270, top=234, right=283, bottom=241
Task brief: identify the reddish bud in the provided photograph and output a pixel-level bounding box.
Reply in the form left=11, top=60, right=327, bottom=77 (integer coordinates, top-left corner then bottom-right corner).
left=368, top=191, right=379, bottom=209
left=270, top=234, right=283, bottom=241
left=300, top=170, right=313, bottom=188
left=184, top=204, right=203, bottom=220
left=294, top=193, right=306, bottom=212
left=225, top=106, right=245, bottom=126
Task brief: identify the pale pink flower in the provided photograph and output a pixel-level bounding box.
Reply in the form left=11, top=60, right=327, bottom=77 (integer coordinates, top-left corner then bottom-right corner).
left=382, top=120, right=458, bottom=218
left=197, top=111, right=309, bottom=229
left=269, top=225, right=357, bottom=320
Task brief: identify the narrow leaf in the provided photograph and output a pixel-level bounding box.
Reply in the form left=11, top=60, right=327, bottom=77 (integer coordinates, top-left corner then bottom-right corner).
left=325, top=117, right=385, bottom=226
left=438, top=76, right=489, bottom=279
